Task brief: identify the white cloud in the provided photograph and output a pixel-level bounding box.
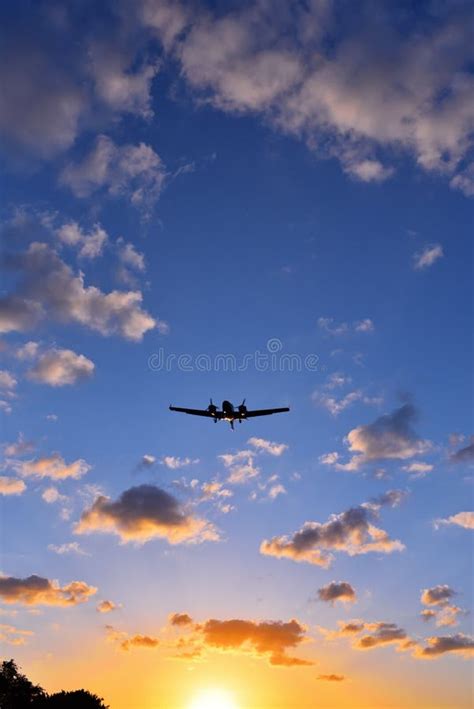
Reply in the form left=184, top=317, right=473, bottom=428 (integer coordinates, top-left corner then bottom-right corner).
left=413, top=244, right=444, bottom=270
left=0, top=242, right=162, bottom=340
left=354, top=318, right=375, bottom=333
left=60, top=135, right=167, bottom=217
left=0, top=370, right=17, bottom=392
left=248, top=437, right=288, bottom=456
left=318, top=317, right=375, bottom=336
left=268, top=483, right=287, bottom=500
left=313, top=390, right=363, bottom=416
left=435, top=511, right=474, bottom=530
left=402, top=462, right=433, bottom=475
left=118, top=239, right=146, bottom=272
left=3, top=434, right=35, bottom=457
left=48, top=542, right=89, bottom=556
left=56, top=222, right=108, bottom=259
left=161, top=456, right=199, bottom=469
left=27, top=348, right=95, bottom=387
left=219, top=450, right=261, bottom=484
left=88, top=41, right=158, bottom=119
left=16, top=341, right=40, bottom=361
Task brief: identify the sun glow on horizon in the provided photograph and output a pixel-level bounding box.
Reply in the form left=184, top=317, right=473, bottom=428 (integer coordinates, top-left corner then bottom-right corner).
left=188, top=688, right=239, bottom=709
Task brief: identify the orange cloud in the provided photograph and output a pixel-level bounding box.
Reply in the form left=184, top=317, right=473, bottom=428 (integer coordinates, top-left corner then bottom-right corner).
left=0, top=476, right=26, bottom=495
left=13, top=453, right=90, bottom=480
left=97, top=600, right=120, bottom=613
left=169, top=612, right=193, bottom=627
left=172, top=615, right=312, bottom=666
left=0, top=574, right=97, bottom=606
left=75, top=484, right=219, bottom=545
left=0, top=623, right=34, bottom=646
left=106, top=625, right=159, bottom=651
left=318, top=674, right=345, bottom=682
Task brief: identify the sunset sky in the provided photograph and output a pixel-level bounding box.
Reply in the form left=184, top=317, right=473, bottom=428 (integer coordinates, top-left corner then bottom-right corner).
left=0, top=1, right=473, bottom=708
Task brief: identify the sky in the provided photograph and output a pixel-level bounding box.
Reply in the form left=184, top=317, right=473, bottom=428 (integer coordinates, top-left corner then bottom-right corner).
left=0, top=1, right=473, bottom=708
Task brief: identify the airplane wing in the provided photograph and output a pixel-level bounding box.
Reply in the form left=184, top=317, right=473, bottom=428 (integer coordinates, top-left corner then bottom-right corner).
left=169, top=405, right=223, bottom=418
left=245, top=407, right=290, bottom=418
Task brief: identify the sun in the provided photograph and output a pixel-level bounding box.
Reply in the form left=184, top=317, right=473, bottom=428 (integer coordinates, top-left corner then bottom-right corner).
left=188, top=688, right=239, bottom=709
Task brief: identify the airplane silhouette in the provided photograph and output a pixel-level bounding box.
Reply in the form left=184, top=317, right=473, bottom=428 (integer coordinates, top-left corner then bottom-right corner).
left=169, top=399, right=290, bottom=429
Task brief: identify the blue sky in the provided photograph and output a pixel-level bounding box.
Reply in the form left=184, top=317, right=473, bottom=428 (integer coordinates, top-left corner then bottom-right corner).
left=0, top=1, right=473, bottom=707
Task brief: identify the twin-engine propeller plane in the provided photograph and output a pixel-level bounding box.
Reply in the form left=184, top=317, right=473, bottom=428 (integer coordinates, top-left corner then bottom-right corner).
left=169, top=399, right=290, bottom=430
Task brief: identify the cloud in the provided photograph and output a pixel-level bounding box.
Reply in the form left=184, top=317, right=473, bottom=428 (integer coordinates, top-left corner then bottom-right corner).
left=87, top=40, right=158, bottom=119
left=12, top=454, right=90, bottom=481
left=248, top=437, right=288, bottom=456
left=337, top=404, right=431, bottom=470
left=421, top=585, right=456, bottom=607
left=451, top=163, right=474, bottom=197
left=313, top=390, right=363, bottom=416
left=48, top=542, right=89, bottom=556
left=317, top=674, right=345, bottom=682
left=56, top=222, right=108, bottom=259
left=0, top=370, right=17, bottom=392
left=267, top=483, right=287, bottom=500
left=0, top=574, right=96, bottom=606
left=413, top=244, right=444, bottom=270
left=169, top=612, right=193, bottom=627
left=325, top=373, right=352, bottom=389
left=117, top=239, right=146, bottom=272
left=97, top=600, right=120, bottom=614
left=322, top=618, right=411, bottom=652
left=0, top=623, right=34, bottom=647
left=42, top=486, right=68, bottom=504
left=136, top=454, right=157, bottom=472
left=317, top=317, right=375, bottom=336
left=355, top=622, right=409, bottom=650
left=0, top=242, right=161, bottom=340
left=3, top=434, right=35, bottom=457
left=420, top=586, right=467, bottom=628
left=201, top=480, right=233, bottom=501
left=161, top=456, right=199, bottom=469
left=449, top=440, right=474, bottom=464
left=0, top=476, right=26, bottom=496
left=0, top=5, right=161, bottom=162
left=160, top=1, right=474, bottom=193
left=0, top=21, right=86, bottom=159
left=176, top=616, right=312, bottom=666
left=402, top=462, right=433, bottom=475
left=354, top=319, right=375, bottom=333
left=27, top=348, right=95, bottom=386
left=415, top=634, right=474, bottom=659
left=435, top=511, right=474, bottom=530
left=60, top=135, right=167, bottom=217
left=75, top=484, right=218, bottom=545
left=317, top=581, right=356, bottom=605
left=219, top=450, right=261, bottom=484
left=260, top=494, right=404, bottom=567
left=106, top=625, right=159, bottom=651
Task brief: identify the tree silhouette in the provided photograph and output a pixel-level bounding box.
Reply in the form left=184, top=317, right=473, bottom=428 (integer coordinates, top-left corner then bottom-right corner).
left=0, top=659, right=45, bottom=708
left=40, top=689, right=108, bottom=708
left=0, top=660, right=109, bottom=708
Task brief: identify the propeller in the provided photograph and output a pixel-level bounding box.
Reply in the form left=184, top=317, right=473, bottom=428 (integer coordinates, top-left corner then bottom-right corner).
left=238, top=398, right=247, bottom=415
left=208, top=398, right=218, bottom=415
